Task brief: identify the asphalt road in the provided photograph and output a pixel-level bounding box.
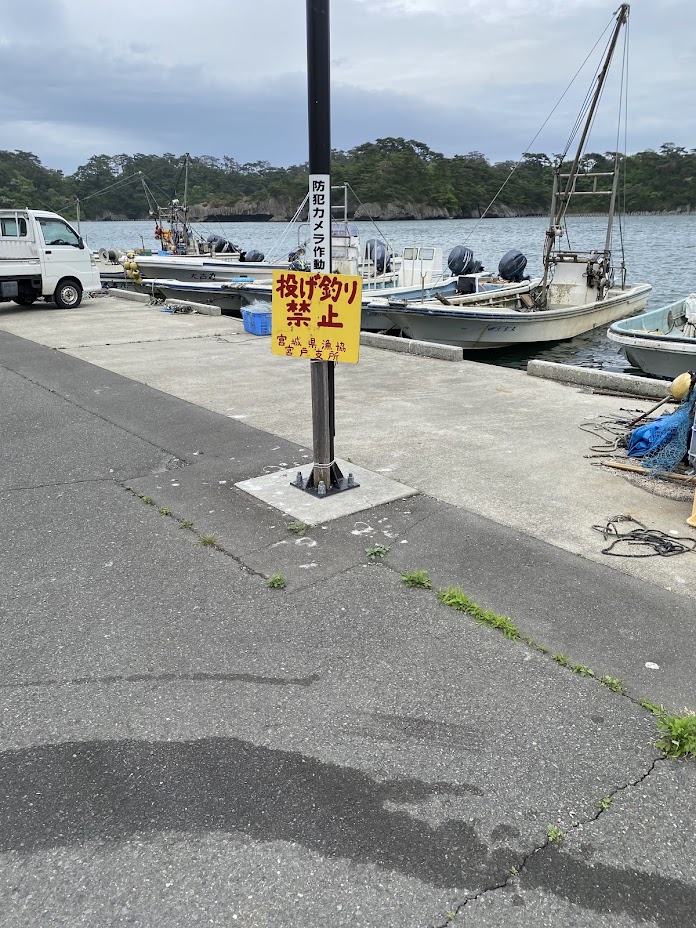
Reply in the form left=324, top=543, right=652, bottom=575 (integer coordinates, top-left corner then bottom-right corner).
left=1, top=331, right=694, bottom=927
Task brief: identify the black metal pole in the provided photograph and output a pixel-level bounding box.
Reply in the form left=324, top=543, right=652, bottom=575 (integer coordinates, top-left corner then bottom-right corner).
left=306, top=0, right=342, bottom=491
left=307, top=0, right=331, bottom=179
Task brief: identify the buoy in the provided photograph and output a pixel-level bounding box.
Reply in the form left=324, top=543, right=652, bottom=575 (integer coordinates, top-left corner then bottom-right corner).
left=627, top=371, right=695, bottom=429
left=670, top=372, right=693, bottom=402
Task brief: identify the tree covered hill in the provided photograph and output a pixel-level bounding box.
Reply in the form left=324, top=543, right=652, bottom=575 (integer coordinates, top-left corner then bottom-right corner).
left=0, top=140, right=694, bottom=221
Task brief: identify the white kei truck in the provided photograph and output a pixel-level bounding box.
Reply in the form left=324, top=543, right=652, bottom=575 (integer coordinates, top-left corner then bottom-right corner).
left=0, top=209, right=101, bottom=309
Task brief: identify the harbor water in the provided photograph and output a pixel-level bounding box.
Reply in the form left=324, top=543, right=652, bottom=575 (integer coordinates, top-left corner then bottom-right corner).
left=81, top=214, right=696, bottom=373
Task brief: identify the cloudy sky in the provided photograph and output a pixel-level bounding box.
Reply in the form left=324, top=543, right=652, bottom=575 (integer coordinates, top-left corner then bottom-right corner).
left=1, top=0, right=693, bottom=173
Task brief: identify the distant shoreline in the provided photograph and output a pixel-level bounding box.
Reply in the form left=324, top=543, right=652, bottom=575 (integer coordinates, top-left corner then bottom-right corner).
left=85, top=210, right=695, bottom=223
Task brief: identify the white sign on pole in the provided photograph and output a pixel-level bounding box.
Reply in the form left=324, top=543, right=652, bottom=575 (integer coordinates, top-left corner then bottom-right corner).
left=309, top=174, right=330, bottom=271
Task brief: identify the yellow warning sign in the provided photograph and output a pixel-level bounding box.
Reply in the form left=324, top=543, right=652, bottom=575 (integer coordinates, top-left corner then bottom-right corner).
left=271, top=270, right=362, bottom=363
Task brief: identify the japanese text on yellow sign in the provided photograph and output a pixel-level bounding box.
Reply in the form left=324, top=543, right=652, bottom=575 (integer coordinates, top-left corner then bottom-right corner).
left=271, top=270, right=362, bottom=363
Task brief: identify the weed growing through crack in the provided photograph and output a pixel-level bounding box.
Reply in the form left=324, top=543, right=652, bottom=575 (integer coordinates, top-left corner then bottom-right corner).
left=596, top=796, right=613, bottom=811
left=287, top=520, right=309, bottom=537
left=437, top=587, right=520, bottom=640
left=180, top=520, right=193, bottom=529
left=365, top=544, right=390, bottom=559
left=200, top=536, right=216, bottom=547
left=546, top=825, right=565, bottom=843
left=600, top=675, right=625, bottom=695
left=410, top=584, right=696, bottom=762
left=139, top=495, right=155, bottom=506
left=401, top=569, right=432, bottom=589
left=267, top=574, right=286, bottom=589
left=640, top=701, right=696, bottom=758
left=158, top=507, right=172, bottom=516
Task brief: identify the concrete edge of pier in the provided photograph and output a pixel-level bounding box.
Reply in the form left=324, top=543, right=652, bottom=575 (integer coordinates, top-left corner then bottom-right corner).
left=360, top=331, right=463, bottom=361
left=527, top=359, right=671, bottom=398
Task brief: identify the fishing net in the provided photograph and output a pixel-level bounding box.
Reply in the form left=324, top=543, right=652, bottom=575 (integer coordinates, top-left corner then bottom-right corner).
left=640, top=389, right=696, bottom=473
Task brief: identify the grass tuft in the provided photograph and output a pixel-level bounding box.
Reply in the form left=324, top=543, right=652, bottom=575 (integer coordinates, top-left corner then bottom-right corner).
left=365, top=544, right=390, bottom=559
left=599, top=675, right=625, bottom=695
left=552, top=654, right=570, bottom=666
left=596, top=795, right=613, bottom=811
left=287, top=520, right=309, bottom=537
left=267, top=573, right=286, bottom=589
left=401, top=569, right=432, bottom=589
left=654, top=709, right=696, bottom=758
left=639, top=699, right=696, bottom=758
left=436, top=587, right=520, bottom=640
left=139, top=495, right=155, bottom=506
left=200, top=536, right=216, bottom=547
left=158, top=507, right=172, bottom=516
left=572, top=663, right=595, bottom=677
left=180, top=519, right=193, bottom=529
left=546, top=824, right=565, bottom=843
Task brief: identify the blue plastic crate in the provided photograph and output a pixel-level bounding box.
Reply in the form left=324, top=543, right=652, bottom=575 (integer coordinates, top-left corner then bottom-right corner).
left=242, top=307, right=272, bottom=336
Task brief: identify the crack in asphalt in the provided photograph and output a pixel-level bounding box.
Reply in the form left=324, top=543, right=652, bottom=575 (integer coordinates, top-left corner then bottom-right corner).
left=1, top=469, right=175, bottom=493
left=432, top=755, right=667, bottom=927
left=119, top=484, right=269, bottom=579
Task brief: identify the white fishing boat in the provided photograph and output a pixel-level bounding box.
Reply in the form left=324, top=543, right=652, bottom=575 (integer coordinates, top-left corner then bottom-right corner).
left=607, top=296, right=696, bottom=379
left=376, top=3, right=651, bottom=350
left=147, top=241, right=462, bottom=329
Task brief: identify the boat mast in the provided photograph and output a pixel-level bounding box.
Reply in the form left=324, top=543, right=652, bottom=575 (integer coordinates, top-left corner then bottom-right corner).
left=540, top=3, right=630, bottom=301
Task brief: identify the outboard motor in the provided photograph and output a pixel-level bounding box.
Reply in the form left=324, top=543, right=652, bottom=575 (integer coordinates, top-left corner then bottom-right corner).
left=448, top=245, right=478, bottom=276
left=365, top=238, right=392, bottom=274
left=206, top=234, right=241, bottom=254
left=244, top=248, right=265, bottom=263
left=498, top=249, right=528, bottom=282
left=288, top=249, right=309, bottom=271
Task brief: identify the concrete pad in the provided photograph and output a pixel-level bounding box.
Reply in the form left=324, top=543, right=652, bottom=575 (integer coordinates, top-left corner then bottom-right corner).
left=235, top=458, right=417, bottom=525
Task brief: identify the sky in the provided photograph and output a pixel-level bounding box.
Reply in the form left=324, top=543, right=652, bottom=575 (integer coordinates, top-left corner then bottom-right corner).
left=0, top=0, right=693, bottom=174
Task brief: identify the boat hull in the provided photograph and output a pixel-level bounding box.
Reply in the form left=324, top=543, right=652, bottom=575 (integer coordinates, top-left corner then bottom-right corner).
left=149, top=276, right=461, bottom=331
left=134, top=254, right=288, bottom=284
left=148, top=279, right=247, bottom=314
left=607, top=298, right=696, bottom=379
left=381, top=284, right=652, bottom=349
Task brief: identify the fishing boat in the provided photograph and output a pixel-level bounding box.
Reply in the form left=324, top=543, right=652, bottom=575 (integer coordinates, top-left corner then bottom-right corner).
left=147, top=238, right=462, bottom=329
left=375, top=3, right=651, bottom=350
left=607, top=296, right=696, bottom=379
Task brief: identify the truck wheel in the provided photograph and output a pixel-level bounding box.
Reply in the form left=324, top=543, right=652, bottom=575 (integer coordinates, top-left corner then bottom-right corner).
left=53, top=280, right=83, bottom=309
left=13, top=294, right=38, bottom=306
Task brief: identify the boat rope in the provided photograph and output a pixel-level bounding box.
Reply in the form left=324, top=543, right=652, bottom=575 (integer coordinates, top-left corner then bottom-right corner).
left=53, top=170, right=145, bottom=218
left=346, top=184, right=396, bottom=250
left=559, top=24, right=613, bottom=160
left=579, top=412, right=633, bottom=454
left=463, top=15, right=616, bottom=244
left=264, top=193, right=311, bottom=263
left=592, top=516, right=696, bottom=557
